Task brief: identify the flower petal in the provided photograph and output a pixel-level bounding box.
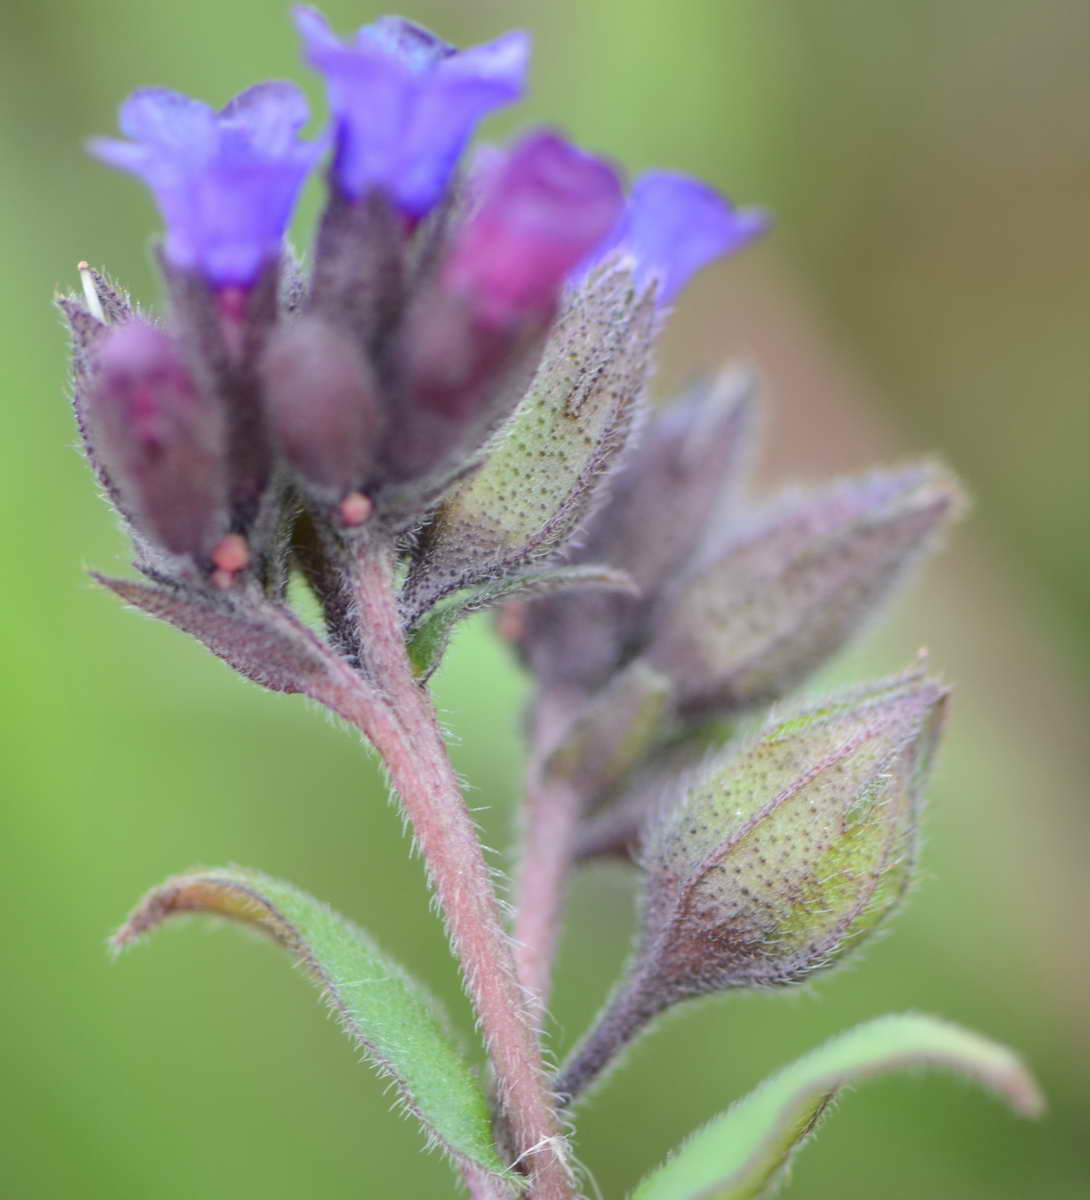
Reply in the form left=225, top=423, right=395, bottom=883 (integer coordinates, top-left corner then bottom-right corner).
left=586, top=171, right=768, bottom=303
left=219, top=81, right=311, bottom=155
left=298, top=9, right=528, bottom=214
left=119, top=88, right=216, bottom=155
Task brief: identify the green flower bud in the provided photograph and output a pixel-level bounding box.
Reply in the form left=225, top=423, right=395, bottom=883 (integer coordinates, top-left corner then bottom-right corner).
left=555, top=667, right=948, bottom=1104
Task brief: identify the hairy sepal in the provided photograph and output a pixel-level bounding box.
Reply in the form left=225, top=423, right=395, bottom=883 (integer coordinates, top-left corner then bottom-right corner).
left=92, top=573, right=334, bottom=696
left=651, top=461, right=964, bottom=715
left=632, top=1013, right=1043, bottom=1200
left=113, top=867, right=520, bottom=1188
left=406, top=563, right=636, bottom=682
left=401, top=262, right=657, bottom=622
left=542, top=660, right=674, bottom=808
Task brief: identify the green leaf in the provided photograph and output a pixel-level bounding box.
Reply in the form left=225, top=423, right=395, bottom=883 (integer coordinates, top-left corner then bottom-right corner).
left=632, top=1013, right=1044, bottom=1200
left=113, top=867, right=519, bottom=1190
left=406, top=563, right=636, bottom=681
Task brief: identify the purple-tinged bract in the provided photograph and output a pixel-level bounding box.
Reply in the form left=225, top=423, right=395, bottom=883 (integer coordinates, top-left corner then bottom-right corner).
left=295, top=6, right=528, bottom=216
left=89, top=83, right=319, bottom=287
left=443, top=132, right=625, bottom=327
left=586, top=171, right=768, bottom=303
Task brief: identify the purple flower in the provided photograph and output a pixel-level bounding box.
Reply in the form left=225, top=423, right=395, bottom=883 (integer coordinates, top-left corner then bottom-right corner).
left=442, top=132, right=624, bottom=327
left=585, top=171, right=768, bottom=303
left=89, top=83, right=319, bottom=287
left=295, top=6, right=529, bottom=216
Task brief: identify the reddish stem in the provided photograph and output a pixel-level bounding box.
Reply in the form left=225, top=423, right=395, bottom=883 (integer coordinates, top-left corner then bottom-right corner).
left=513, top=773, right=583, bottom=1030
left=512, top=690, right=588, bottom=1029
left=320, top=543, right=570, bottom=1200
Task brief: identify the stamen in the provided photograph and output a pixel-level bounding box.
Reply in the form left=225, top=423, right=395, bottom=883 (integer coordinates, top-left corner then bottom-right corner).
left=78, top=261, right=107, bottom=323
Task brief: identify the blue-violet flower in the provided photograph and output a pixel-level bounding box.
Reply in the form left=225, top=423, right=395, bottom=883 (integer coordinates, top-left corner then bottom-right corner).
left=295, top=6, right=528, bottom=217
left=586, top=170, right=768, bottom=303
left=89, top=83, right=320, bottom=287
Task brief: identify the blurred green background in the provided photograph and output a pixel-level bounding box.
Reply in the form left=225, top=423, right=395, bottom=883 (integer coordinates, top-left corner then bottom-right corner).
left=3, top=1, right=1088, bottom=1196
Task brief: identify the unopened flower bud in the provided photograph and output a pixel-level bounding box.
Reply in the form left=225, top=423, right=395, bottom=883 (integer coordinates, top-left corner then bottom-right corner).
left=379, top=137, right=624, bottom=488
left=555, top=668, right=947, bottom=1104
left=511, top=367, right=758, bottom=693
left=443, top=131, right=624, bottom=327
left=89, top=320, right=227, bottom=557
left=261, top=316, right=382, bottom=503
left=649, top=462, right=963, bottom=716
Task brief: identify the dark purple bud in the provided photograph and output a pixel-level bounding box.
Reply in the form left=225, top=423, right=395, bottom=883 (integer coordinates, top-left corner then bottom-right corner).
left=377, top=135, right=622, bottom=487
left=261, top=316, right=383, bottom=509
left=159, top=257, right=281, bottom=536
left=89, top=83, right=320, bottom=287
left=581, top=171, right=768, bottom=304
left=510, top=367, right=759, bottom=693
left=296, top=7, right=528, bottom=217
left=89, top=320, right=227, bottom=557
left=442, top=132, right=625, bottom=327
left=649, top=462, right=964, bottom=716
left=308, top=188, right=407, bottom=349
left=377, top=286, right=539, bottom=486
left=556, top=668, right=947, bottom=1104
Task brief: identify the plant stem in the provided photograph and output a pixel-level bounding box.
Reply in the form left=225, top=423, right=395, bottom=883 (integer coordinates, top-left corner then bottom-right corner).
left=553, top=967, right=667, bottom=1107
left=513, top=773, right=582, bottom=1029
left=330, top=541, right=570, bottom=1199
left=512, top=689, right=587, bottom=1029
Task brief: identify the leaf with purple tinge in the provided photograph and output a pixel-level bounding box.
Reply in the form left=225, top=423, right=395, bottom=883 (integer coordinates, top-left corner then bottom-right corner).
left=113, top=867, right=519, bottom=1189
left=92, top=573, right=334, bottom=696
left=631, top=1013, right=1044, bottom=1200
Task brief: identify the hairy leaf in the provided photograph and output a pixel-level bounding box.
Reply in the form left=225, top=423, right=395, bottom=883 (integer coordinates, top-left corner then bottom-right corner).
left=406, top=564, right=635, bottom=682
left=402, top=264, right=657, bottom=621
left=92, top=573, right=334, bottom=696
left=632, top=1013, right=1043, bottom=1200
left=113, top=867, right=518, bottom=1187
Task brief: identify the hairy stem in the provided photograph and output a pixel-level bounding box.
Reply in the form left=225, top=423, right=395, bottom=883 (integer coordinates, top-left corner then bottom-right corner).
left=329, top=541, right=570, bottom=1199
left=513, top=774, right=583, bottom=1029
left=512, top=690, right=588, bottom=1028
left=553, top=967, right=667, bottom=1107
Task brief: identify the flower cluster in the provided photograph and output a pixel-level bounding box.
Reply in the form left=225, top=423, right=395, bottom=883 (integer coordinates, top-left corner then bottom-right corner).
left=66, top=6, right=765, bottom=595
left=62, top=9, right=996, bottom=1195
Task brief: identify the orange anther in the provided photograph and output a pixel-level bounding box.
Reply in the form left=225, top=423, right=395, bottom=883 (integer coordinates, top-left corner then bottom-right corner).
left=212, top=533, right=250, bottom=574
left=339, top=491, right=374, bottom=527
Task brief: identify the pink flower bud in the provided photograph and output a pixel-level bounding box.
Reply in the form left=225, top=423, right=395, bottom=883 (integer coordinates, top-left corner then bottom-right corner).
left=442, top=131, right=624, bottom=328
left=90, top=321, right=227, bottom=557
left=261, top=316, right=383, bottom=501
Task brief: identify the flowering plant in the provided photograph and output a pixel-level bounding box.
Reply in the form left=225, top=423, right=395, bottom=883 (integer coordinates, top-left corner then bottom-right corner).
left=62, top=9, right=1042, bottom=1197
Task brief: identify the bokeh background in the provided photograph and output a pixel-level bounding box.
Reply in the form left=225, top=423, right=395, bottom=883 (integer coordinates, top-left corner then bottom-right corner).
left=3, top=1, right=1088, bottom=1196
